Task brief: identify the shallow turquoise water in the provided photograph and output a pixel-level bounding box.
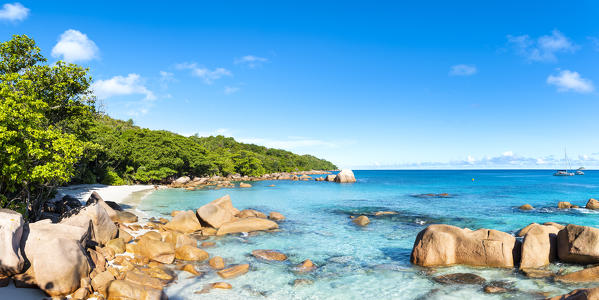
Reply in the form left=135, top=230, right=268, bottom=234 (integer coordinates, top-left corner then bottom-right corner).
left=138, top=170, right=599, bottom=299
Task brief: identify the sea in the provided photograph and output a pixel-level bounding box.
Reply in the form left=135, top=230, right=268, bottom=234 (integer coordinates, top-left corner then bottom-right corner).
left=132, top=170, right=599, bottom=299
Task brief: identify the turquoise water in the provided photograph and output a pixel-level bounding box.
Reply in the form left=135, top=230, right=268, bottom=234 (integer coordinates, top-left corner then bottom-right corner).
left=137, top=170, right=599, bottom=299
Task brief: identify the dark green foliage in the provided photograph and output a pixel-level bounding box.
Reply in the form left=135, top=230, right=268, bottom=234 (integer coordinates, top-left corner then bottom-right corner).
left=74, top=116, right=337, bottom=184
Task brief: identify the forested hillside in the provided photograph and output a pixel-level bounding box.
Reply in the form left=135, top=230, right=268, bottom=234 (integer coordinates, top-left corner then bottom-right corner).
left=0, top=34, right=336, bottom=219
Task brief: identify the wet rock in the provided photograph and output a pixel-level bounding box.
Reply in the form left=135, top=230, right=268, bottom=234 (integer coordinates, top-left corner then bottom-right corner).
left=237, top=209, right=267, bottom=219
left=548, top=287, right=599, bottom=300
left=239, top=183, right=252, bottom=188
left=181, top=264, right=201, bottom=276
left=334, top=169, right=356, bottom=183
left=558, top=202, right=573, bottom=209
left=520, top=223, right=560, bottom=269
left=519, top=204, right=534, bottom=210
left=433, top=273, right=486, bottom=285
left=484, top=285, right=508, bottom=294
left=164, top=210, right=202, bottom=233
left=411, top=224, right=519, bottom=268
left=210, top=256, right=225, bottom=269
left=216, top=217, right=278, bottom=236
left=352, top=215, right=370, bottom=226
left=197, top=195, right=239, bottom=228
left=296, top=259, right=316, bottom=272
left=201, top=241, right=216, bottom=247
left=521, top=268, right=554, bottom=278
left=586, top=199, right=599, bottom=210
left=555, top=265, right=599, bottom=283
left=211, top=282, right=232, bottom=289
left=293, top=279, right=314, bottom=286
left=0, top=209, right=25, bottom=276
left=374, top=211, right=398, bottom=216
left=252, top=249, right=288, bottom=261
left=175, top=245, right=209, bottom=261
left=269, top=211, right=285, bottom=221
left=217, top=264, right=249, bottom=279
left=558, top=224, right=599, bottom=264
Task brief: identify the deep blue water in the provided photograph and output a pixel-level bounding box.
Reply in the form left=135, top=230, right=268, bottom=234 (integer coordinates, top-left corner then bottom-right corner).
left=137, top=170, right=599, bottom=299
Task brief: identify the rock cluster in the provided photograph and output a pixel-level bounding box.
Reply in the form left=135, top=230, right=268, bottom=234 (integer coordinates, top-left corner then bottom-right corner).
left=0, top=192, right=287, bottom=298
left=411, top=221, right=599, bottom=299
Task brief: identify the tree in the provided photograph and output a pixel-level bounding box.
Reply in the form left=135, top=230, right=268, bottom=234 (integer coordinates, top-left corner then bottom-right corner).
left=0, top=35, right=95, bottom=219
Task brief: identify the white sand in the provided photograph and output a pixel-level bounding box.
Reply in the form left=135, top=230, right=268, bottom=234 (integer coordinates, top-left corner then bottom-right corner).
left=53, top=184, right=155, bottom=204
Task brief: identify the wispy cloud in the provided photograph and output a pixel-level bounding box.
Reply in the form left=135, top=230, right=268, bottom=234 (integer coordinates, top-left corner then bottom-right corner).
left=176, top=62, right=231, bottom=84
left=547, top=70, right=594, bottom=93
left=51, top=29, right=99, bottom=62
left=92, top=74, right=155, bottom=100
left=234, top=55, right=268, bottom=68
left=224, top=86, right=239, bottom=95
left=363, top=151, right=599, bottom=169
left=159, top=71, right=175, bottom=89
left=0, top=2, right=29, bottom=22
left=507, top=30, right=577, bottom=62
left=449, top=64, right=477, bottom=76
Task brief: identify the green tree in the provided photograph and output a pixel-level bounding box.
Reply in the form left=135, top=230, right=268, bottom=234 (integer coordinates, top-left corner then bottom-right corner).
left=0, top=35, right=95, bottom=219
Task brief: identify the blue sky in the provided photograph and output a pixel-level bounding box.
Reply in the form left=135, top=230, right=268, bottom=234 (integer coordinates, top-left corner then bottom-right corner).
left=1, top=1, right=599, bottom=169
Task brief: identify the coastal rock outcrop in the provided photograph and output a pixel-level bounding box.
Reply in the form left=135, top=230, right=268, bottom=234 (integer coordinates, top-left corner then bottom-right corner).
left=586, top=198, right=599, bottom=210
left=548, top=287, right=599, bottom=300
left=334, top=169, right=356, bottom=183
left=164, top=210, right=202, bottom=233
left=197, top=195, right=239, bottom=228
left=558, top=224, right=599, bottom=264
left=0, top=209, right=25, bottom=276
left=216, top=217, right=278, bottom=236
left=136, top=237, right=175, bottom=264
left=519, top=223, right=560, bottom=269
left=555, top=265, right=599, bottom=283
left=61, top=195, right=118, bottom=245
left=410, top=224, right=519, bottom=268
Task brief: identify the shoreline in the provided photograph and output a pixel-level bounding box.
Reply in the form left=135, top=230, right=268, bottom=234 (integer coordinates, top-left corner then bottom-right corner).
left=53, top=184, right=158, bottom=204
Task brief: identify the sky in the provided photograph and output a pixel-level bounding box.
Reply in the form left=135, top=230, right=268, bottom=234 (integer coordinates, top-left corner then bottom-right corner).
left=1, top=1, right=599, bottom=169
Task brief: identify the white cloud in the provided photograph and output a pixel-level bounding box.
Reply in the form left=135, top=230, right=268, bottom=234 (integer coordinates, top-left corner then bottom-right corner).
left=224, top=86, right=239, bottom=95
left=176, top=62, right=231, bottom=84
left=449, top=64, right=477, bottom=76
left=0, top=3, right=29, bottom=22
left=92, top=74, right=155, bottom=100
left=235, top=55, right=268, bottom=68
left=51, top=29, right=99, bottom=62
left=507, top=30, right=577, bottom=62
left=547, top=70, right=594, bottom=93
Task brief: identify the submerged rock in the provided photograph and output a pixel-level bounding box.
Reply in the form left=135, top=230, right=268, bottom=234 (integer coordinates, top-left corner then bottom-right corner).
left=548, top=287, right=599, bottom=300
left=239, top=183, right=252, bottom=188
left=555, top=265, right=599, bottom=283
left=252, top=249, right=287, bottom=261
left=352, top=215, right=370, bottom=226
left=433, top=273, right=486, bottom=285
left=411, top=224, right=518, bottom=268
left=209, top=256, right=225, bottom=269
left=217, top=264, right=249, bottom=279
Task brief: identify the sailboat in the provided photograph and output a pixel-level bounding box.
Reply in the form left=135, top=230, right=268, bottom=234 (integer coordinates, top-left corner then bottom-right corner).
left=553, top=149, right=574, bottom=176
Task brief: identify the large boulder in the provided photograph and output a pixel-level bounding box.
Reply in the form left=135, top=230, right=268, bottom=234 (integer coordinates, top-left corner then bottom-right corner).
left=555, top=265, right=599, bottom=283
left=586, top=199, right=599, bottom=210
left=519, top=223, right=560, bottom=269
left=334, top=169, right=356, bottom=183
left=410, top=224, right=519, bottom=268
left=324, top=174, right=336, bottom=182
left=558, top=224, right=599, bottom=264
left=174, top=176, right=191, bottom=185
left=0, top=209, right=25, bottom=276
left=196, top=195, right=239, bottom=228
left=62, top=195, right=118, bottom=245
left=174, top=245, right=209, bottom=261
left=22, top=220, right=92, bottom=296
left=164, top=210, right=202, bottom=233
left=136, top=238, right=175, bottom=264
left=216, top=217, right=279, bottom=236
left=30, top=238, right=91, bottom=296
left=86, top=191, right=118, bottom=220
